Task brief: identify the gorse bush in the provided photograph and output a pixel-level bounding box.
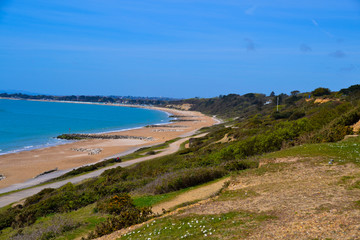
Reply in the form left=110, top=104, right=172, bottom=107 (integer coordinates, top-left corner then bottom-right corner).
left=138, top=167, right=227, bottom=195
left=97, top=193, right=135, bottom=215
left=223, top=159, right=259, bottom=171
left=85, top=193, right=152, bottom=239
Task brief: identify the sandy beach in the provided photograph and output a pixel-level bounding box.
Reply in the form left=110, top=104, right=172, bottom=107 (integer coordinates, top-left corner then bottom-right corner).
left=0, top=105, right=216, bottom=189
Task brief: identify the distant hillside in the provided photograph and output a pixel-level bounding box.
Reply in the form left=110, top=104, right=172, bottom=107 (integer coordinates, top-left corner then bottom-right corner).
left=0, top=89, right=43, bottom=95
left=167, top=85, right=360, bottom=119
left=0, top=92, right=176, bottom=105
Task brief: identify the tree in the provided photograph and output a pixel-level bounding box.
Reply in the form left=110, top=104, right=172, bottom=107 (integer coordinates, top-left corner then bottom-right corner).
left=291, top=90, right=300, bottom=96
left=270, top=91, right=275, bottom=97
left=312, top=87, right=331, bottom=97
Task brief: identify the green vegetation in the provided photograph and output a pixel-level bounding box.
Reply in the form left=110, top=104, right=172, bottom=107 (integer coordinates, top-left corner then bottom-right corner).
left=84, top=194, right=152, bottom=239
left=50, top=138, right=181, bottom=182
left=312, top=87, right=331, bottom=96
left=1, top=84, right=360, bottom=239
left=119, top=211, right=274, bottom=240
left=0, top=204, right=107, bottom=240
left=263, top=136, right=360, bottom=165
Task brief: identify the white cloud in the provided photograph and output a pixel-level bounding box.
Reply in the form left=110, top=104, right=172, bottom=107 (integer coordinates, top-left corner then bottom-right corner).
left=311, top=19, right=319, bottom=26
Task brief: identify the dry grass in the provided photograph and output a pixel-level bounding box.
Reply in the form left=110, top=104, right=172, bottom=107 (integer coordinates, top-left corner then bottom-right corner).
left=180, top=158, right=360, bottom=239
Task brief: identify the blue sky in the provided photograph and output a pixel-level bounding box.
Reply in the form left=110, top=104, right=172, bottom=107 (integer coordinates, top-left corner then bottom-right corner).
left=0, top=0, right=359, bottom=98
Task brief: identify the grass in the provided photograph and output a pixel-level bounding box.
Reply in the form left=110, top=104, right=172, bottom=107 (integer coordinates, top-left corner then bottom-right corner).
left=119, top=211, right=274, bottom=240
left=133, top=175, right=230, bottom=208
left=179, top=140, right=189, bottom=151
left=133, top=191, right=184, bottom=208
left=216, top=189, right=259, bottom=201
left=262, top=136, right=360, bottom=165
left=0, top=176, right=228, bottom=239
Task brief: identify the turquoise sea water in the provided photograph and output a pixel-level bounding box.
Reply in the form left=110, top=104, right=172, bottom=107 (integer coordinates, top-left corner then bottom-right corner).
left=0, top=99, right=169, bottom=155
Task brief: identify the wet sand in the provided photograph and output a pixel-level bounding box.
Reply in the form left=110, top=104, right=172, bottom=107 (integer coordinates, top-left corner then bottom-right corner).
left=0, top=106, right=216, bottom=189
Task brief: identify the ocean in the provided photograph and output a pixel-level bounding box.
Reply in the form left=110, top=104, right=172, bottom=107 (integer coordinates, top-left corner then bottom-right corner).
left=0, top=99, right=169, bottom=155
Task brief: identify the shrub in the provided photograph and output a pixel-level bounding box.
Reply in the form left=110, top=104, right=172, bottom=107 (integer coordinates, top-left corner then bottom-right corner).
left=272, top=111, right=293, bottom=119
left=223, top=159, right=258, bottom=171
left=139, top=167, right=227, bottom=195
left=10, top=216, right=80, bottom=240
left=289, top=110, right=305, bottom=120
left=97, top=193, right=134, bottom=215
left=312, top=87, right=331, bottom=96
left=86, top=194, right=152, bottom=239
left=146, top=150, right=156, bottom=155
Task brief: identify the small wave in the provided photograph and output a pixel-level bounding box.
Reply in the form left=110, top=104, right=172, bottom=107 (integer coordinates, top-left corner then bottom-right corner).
left=0, top=139, right=71, bottom=156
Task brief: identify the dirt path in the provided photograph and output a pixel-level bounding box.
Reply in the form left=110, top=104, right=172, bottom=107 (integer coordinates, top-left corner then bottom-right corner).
left=96, top=177, right=229, bottom=240
left=152, top=177, right=229, bottom=214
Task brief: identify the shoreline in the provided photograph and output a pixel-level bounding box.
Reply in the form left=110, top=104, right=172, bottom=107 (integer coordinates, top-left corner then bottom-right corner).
left=0, top=97, right=171, bottom=156
left=0, top=101, right=215, bottom=189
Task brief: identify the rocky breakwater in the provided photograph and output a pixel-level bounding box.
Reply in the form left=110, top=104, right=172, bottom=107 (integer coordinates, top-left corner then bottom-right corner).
left=57, top=133, right=153, bottom=141
left=146, top=125, right=188, bottom=128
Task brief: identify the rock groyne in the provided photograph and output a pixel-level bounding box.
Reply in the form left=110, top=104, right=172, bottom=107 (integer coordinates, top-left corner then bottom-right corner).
left=57, top=134, right=153, bottom=141
left=146, top=125, right=187, bottom=128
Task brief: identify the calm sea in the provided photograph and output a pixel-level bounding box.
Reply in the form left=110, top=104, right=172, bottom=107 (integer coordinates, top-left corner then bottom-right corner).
left=0, top=99, right=169, bottom=155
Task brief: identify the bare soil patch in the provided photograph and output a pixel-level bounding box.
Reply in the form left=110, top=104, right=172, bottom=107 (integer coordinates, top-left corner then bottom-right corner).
left=178, top=158, right=360, bottom=239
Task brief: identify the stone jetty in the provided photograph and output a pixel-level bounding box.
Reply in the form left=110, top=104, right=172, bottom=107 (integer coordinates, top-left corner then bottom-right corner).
left=170, top=119, right=200, bottom=122
left=169, top=115, right=199, bottom=118
left=57, top=134, right=153, bottom=141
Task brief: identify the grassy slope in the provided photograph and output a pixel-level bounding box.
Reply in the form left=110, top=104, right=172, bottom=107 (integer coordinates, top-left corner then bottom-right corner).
left=119, top=137, right=360, bottom=239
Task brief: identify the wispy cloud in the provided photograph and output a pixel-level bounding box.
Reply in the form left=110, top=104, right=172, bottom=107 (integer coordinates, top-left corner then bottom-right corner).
left=245, top=5, right=258, bottom=15
left=311, top=19, right=319, bottom=26
left=311, top=19, right=334, bottom=38
left=300, top=44, right=312, bottom=52
left=244, top=38, right=255, bottom=51
left=329, top=50, right=346, bottom=58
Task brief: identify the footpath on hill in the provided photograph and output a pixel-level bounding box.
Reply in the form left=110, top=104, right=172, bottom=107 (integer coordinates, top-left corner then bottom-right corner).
left=97, top=156, right=360, bottom=240
left=96, top=177, right=230, bottom=240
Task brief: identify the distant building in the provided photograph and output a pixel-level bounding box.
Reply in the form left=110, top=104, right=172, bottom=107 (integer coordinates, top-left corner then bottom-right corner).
left=264, top=100, right=272, bottom=105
